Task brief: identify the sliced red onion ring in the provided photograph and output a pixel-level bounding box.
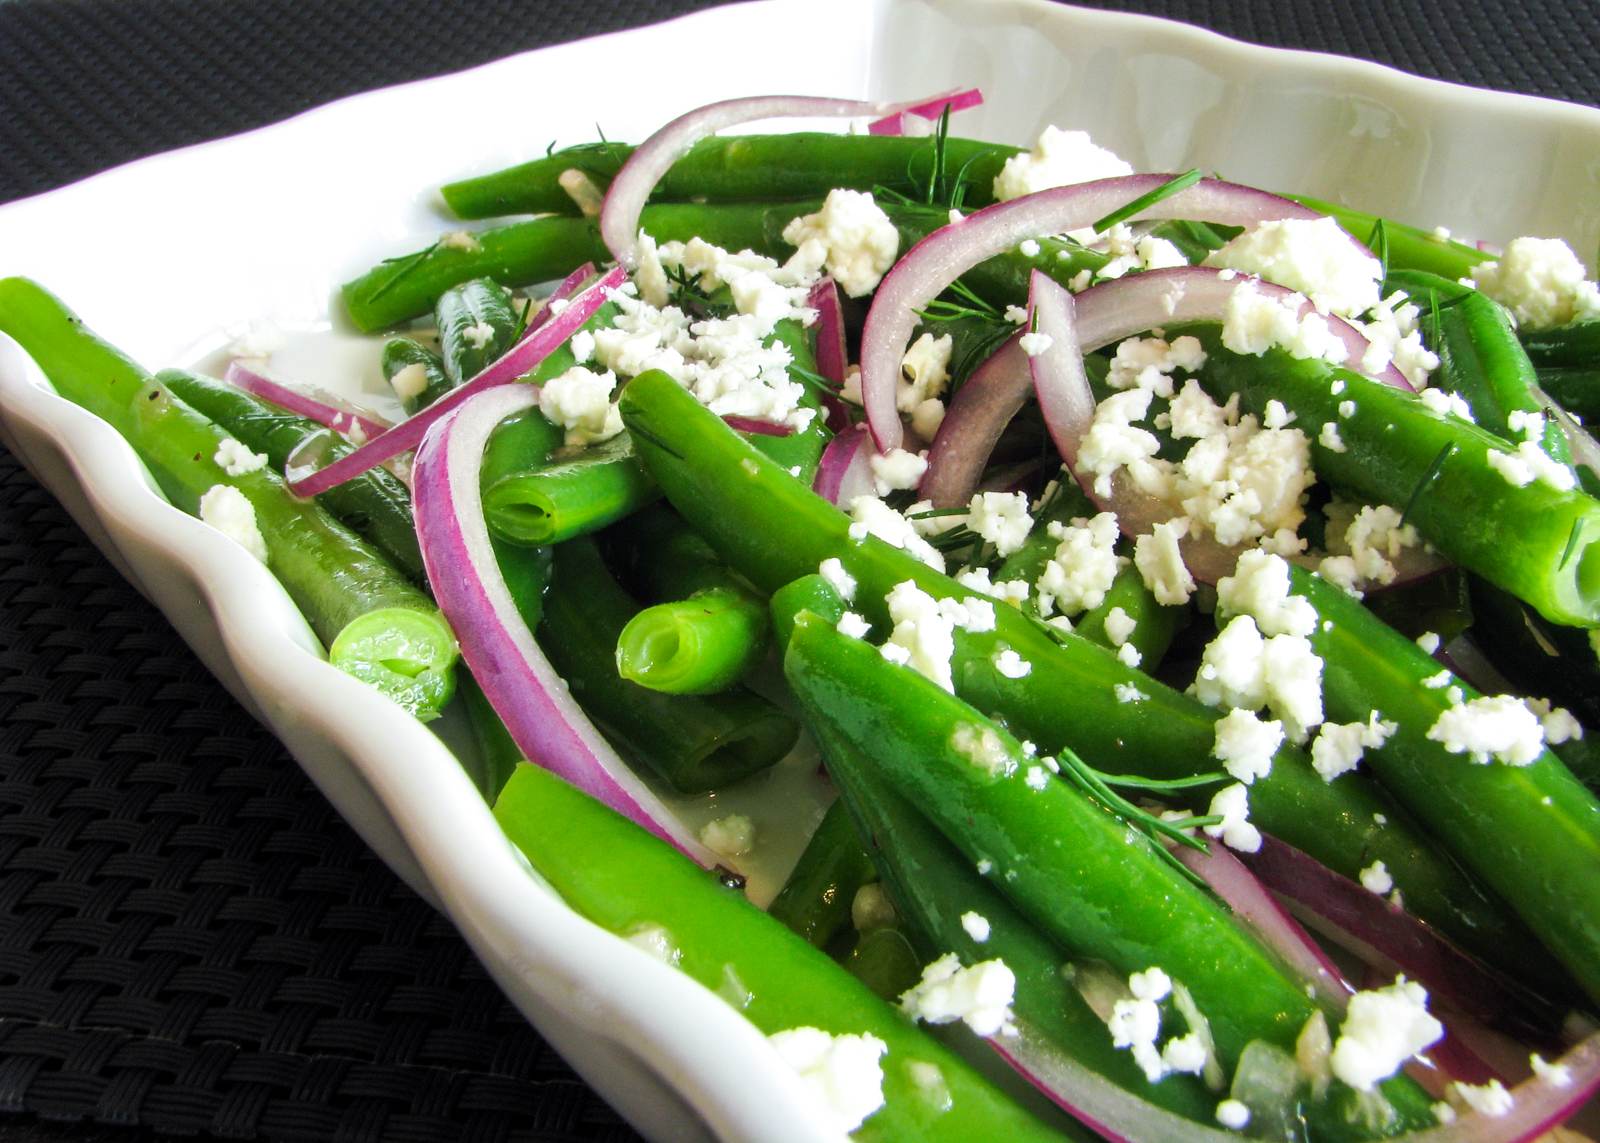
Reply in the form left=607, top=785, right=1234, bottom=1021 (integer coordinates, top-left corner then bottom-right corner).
left=1241, top=835, right=1562, bottom=1042
left=526, top=260, right=597, bottom=334
left=1173, top=837, right=1353, bottom=1011
left=861, top=174, right=1329, bottom=451
left=722, top=414, right=793, bottom=437
left=812, top=424, right=875, bottom=507
left=1533, top=383, right=1600, bottom=481
left=412, top=384, right=714, bottom=863
left=286, top=266, right=624, bottom=498
left=224, top=360, right=392, bottom=440
left=601, top=91, right=984, bottom=268
left=806, top=277, right=853, bottom=433
left=918, top=331, right=1027, bottom=507
left=866, top=87, right=983, bottom=135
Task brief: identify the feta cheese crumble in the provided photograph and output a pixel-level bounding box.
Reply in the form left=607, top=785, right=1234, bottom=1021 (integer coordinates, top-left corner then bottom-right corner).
left=538, top=365, right=624, bottom=446
left=1359, top=860, right=1394, bottom=895
left=781, top=188, right=900, bottom=297
left=699, top=814, right=755, bottom=859
left=961, top=912, right=992, bottom=943
left=1329, top=977, right=1443, bottom=1092
left=951, top=723, right=1017, bottom=778
left=1471, top=236, right=1600, bottom=330
left=1216, top=549, right=1317, bottom=638
left=1019, top=331, right=1054, bottom=357
left=1036, top=511, right=1125, bottom=616
left=1450, top=1079, right=1515, bottom=1118
left=994, top=649, right=1032, bottom=678
left=213, top=437, right=268, bottom=477
left=1133, top=518, right=1196, bottom=606
left=991, top=126, right=1134, bottom=202
left=870, top=447, right=928, bottom=494
left=766, top=1027, right=887, bottom=1134
left=849, top=497, right=946, bottom=571
left=1205, top=217, right=1383, bottom=317
left=1212, top=708, right=1285, bottom=785
left=900, top=953, right=1017, bottom=1037
left=1309, top=712, right=1398, bottom=782
left=1103, top=606, right=1137, bottom=648
left=388, top=361, right=429, bottom=402
left=198, top=485, right=268, bottom=563
left=1215, top=1099, right=1252, bottom=1130
left=818, top=557, right=857, bottom=603
left=1203, top=782, right=1262, bottom=853
left=967, top=491, right=1034, bottom=556
left=836, top=611, right=871, bottom=639
left=1426, top=694, right=1546, bottom=765
left=1530, top=1052, right=1573, bottom=1087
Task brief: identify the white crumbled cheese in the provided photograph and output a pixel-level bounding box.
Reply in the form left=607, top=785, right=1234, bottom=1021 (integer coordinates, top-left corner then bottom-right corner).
left=836, top=611, right=871, bottom=639
left=1192, top=614, right=1325, bottom=743
left=1205, top=217, right=1383, bottom=316
left=1215, top=1099, right=1252, bottom=1130
left=870, top=447, right=929, bottom=495
left=1263, top=400, right=1296, bottom=430
left=1161, top=1033, right=1208, bottom=1075
left=1427, top=694, right=1547, bottom=765
left=1004, top=304, right=1030, bottom=324
left=1115, top=683, right=1148, bottom=703
left=1077, top=388, right=1163, bottom=499
left=1451, top=1079, right=1515, bottom=1118
left=1416, top=631, right=1441, bottom=655
left=1212, top=708, right=1284, bottom=785
left=1130, top=967, right=1172, bottom=1001
left=899, top=332, right=953, bottom=413
left=966, top=491, right=1034, bottom=557
left=439, top=229, right=480, bottom=252
left=1486, top=440, right=1578, bottom=491
left=1019, top=331, right=1054, bottom=357
left=960, top=912, right=992, bottom=943
left=766, top=1027, right=887, bottom=1135
left=1319, top=422, right=1347, bottom=453
left=1204, top=782, right=1262, bottom=853
left=910, top=397, right=946, bottom=440
left=625, top=923, right=680, bottom=965
left=538, top=365, right=624, bottom=447
left=1359, top=860, right=1394, bottom=895
left=1133, top=518, right=1196, bottom=606
left=1433, top=1102, right=1458, bottom=1125
left=1530, top=1052, right=1574, bottom=1087
left=1508, top=408, right=1547, bottom=439
left=1310, top=712, right=1398, bottom=782
left=388, top=361, right=429, bottom=402
left=1116, top=642, right=1142, bottom=668
left=955, top=567, right=1030, bottom=607
left=198, top=485, right=268, bottom=562
left=1106, top=336, right=1207, bottom=400
left=1525, top=697, right=1584, bottom=745
left=1318, top=502, right=1423, bottom=594
left=228, top=320, right=284, bottom=360
left=461, top=320, right=496, bottom=351
left=213, top=438, right=268, bottom=477
left=849, top=497, right=946, bottom=571
left=1356, top=290, right=1440, bottom=388
left=1418, top=387, right=1476, bottom=422
left=1019, top=238, right=1042, bottom=258
left=1036, top=511, right=1125, bottom=617
left=991, top=125, right=1134, bottom=202
left=781, top=188, right=900, bottom=297
left=994, top=649, right=1032, bottom=678
left=1339, top=399, right=1357, bottom=418
left=881, top=581, right=959, bottom=691
left=1329, top=977, right=1443, bottom=1092
left=1167, top=380, right=1235, bottom=439
left=818, top=557, right=857, bottom=603
left=1471, top=236, right=1600, bottom=330
left=900, top=953, right=1017, bottom=1037
left=851, top=883, right=897, bottom=932
left=951, top=723, right=1017, bottom=778
left=1221, top=281, right=1349, bottom=365
left=1103, top=606, right=1137, bottom=647
left=699, top=814, right=755, bottom=859
left=1025, top=765, right=1048, bottom=790
left=1420, top=670, right=1450, bottom=689
left=1217, top=549, right=1317, bottom=638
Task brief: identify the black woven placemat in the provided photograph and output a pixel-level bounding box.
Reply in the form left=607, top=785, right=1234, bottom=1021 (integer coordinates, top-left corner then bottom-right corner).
left=0, top=2, right=1596, bottom=1142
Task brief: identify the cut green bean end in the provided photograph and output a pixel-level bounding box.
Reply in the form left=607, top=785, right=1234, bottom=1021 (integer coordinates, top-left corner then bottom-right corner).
left=329, top=606, right=459, bottom=721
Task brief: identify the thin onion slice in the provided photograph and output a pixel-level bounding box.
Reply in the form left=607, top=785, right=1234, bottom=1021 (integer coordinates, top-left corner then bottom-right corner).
left=722, top=414, right=793, bottom=437
left=600, top=91, right=984, bottom=268
left=813, top=424, right=875, bottom=506
left=861, top=175, right=1329, bottom=452
left=806, top=277, right=853, bottom=433
left=1173, top=837, right=1353, bottom=1010
left=224, top=360, right=392, bottom=440
left=1241, top=835, right=1563, bottom=1042
left=525, top=260, right=598, bottom=333
left=412, top=384, right=714, bottom=863
left=866, top=87, right=983, bottom=135
left=918, top=331, right=1028, bottom=507
left=286, top=265, right=625, bottom=498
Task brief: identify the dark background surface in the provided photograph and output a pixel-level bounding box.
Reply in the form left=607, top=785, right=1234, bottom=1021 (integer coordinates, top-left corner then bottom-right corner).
left=0, top=2, right=1596, bottom=1141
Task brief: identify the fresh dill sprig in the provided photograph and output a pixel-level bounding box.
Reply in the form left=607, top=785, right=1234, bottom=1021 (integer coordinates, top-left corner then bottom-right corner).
left=1369, top=217, right=1391, bottom=280
left=789, top=364, right=842, bottom=396
left=364, top=240, right=441, bottom=304
left=1401, top=441, right=1456, bottom=526
left=1560, top=519, right=1584, bottom=568
left=1091, top=169, right=1203, bottom=234
left=1055, top=748, right=1226, bottom=883
left=626, top=419, right=685, bottom=461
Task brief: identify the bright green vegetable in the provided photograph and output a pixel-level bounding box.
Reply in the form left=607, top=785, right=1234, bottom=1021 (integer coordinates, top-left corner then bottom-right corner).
left=766, top=798, right=878, bottom=950
left=493, top=762, right=1082, bottom=1142
left=1289, top=195, right=1489, bottom=280
left=436, top=277, right=520, bottom=385
left=1521, top=319, right=1600, bottom=369
left=0, top=278, right=457, bottom=721
left=616, top=368, right=1542, bottom=977
left=440, top=132, right=1020, bottom=220
left=381, top=336, right=451, bottom=415
left=156, top=367, right=425, bottom=581
left=483, top=432, right=659, bottom=546
left=1536, top=365, right=1600, bottom=422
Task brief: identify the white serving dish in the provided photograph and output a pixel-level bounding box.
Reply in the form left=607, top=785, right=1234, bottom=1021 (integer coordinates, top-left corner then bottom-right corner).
left=2, top=1, right=1598, bottom=1138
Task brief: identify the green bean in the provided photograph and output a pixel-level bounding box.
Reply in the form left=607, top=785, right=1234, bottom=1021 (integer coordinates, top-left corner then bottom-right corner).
left=440, top=133, right=1020, bottom=220
left=492, top=762, right=1081, bottom=1142
left=481, top=407, right=565, bottom=484
left=785, top=614, right=1435, bottom=1134
left=459, top=670, right=523, bottom=799
left=1536, top=366, right=1600, bottom=423
left=483, top=432, right=659, bottom=546
left=0, top=278, right=457, bottom=721
left=612, top=507, right=769, bottom=694
left=381, top=337, right=451, bottom=415
left=765, top=798, right=878, bottom=950
left=156, top=368, right=424, bottom=581
left=1521, top=319, right=1600, bottom=369
left=617, top=369, right=1543, bottom=979
left=1361, top=568, right=1474, bottom=643
left=1288, top=564, right=1600, bottom=1006
left=534, top=537, right=795, bottom=793
left=1468, top=575, right=1600, bottom=733
left=843, top=926, right=923, bottom=1002
left=1189, top=328, right=1600, bottom=627
left=1289, top=195, right=1488, bottom=280
left=1147, top=218, right=1231, bottom=262
left=436, top=277, right=519, bottom=385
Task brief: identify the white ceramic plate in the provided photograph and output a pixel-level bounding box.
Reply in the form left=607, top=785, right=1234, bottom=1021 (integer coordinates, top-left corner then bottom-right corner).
left=3, top=2, right=1599, bottom=1139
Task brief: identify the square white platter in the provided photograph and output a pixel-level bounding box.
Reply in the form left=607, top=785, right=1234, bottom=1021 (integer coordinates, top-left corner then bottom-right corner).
left=2, top=1, right=1599, bottom=1139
